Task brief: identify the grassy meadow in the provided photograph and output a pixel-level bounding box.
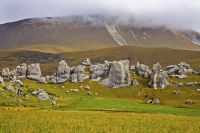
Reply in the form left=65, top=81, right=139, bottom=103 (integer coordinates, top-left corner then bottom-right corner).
left=0, top=46, right=200, bottom=132
left=0, top=109, right=200, bottom=133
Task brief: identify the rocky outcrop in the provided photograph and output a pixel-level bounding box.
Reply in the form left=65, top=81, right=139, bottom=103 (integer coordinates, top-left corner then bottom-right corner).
left=132, top=79, right=139, bottom=86
left=51, top=60, right=71, bottom=83
left=166, top=62, right=193, bottom=76
left=99, top=60, right=132, bottom=88
left=90, top=61, right=110, bottom=80
left=70, top=65, right=88, bottom=83
left=27, top=63, right=43, bottom=80
left=135, top=62, right=151, bottom=78
left=82, top=58, right=91, bottom=66
left=149, top=63, right=169, bottom=89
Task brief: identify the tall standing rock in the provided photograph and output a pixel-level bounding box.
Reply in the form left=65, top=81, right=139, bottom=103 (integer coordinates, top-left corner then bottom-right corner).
left=27, top=63, right=42, bottom=79
left=99, top=60, right=132, bottom=88
left=149, top=63, right=169, bottom=89
left=51, top=60, right=70, bottom=83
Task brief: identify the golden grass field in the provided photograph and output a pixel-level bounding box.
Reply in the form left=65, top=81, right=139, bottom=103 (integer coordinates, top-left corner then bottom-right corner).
left=0, top=109, right=200, bottom=133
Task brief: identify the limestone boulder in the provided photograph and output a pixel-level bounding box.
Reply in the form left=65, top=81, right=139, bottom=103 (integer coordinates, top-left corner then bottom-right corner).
left=99, top=60, right=132, bottom=88
left=32, top=89, right=50, bottom=100
left=149, top=63, right=169, bottom=89
left=135, top=62, right=151, bottom=78
left=27, top=63, right=42, bottom=80
left=51, top=60, right=70, bottom=83
left=2, top=68, right=11, bottom=77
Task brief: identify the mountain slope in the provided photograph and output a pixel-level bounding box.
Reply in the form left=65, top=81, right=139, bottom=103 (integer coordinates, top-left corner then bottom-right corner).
left=0, top=15, right=200, bottom=52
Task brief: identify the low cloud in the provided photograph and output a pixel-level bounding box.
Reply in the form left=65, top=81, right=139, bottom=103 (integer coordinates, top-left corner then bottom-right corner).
left=1, top=0, right=200, bottom=31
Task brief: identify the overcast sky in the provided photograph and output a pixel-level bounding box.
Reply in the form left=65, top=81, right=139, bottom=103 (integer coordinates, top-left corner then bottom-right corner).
left=1, top=0, right=200, bottom=32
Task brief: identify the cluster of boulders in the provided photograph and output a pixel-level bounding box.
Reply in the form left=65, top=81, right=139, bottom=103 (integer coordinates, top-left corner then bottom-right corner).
left=51, top=60, right=89, bottom=83
left=1, top=59, right=199, bottom=91
left=166, top=62, right=193, bottom=78
left=147, top=98, right=160, bottom=104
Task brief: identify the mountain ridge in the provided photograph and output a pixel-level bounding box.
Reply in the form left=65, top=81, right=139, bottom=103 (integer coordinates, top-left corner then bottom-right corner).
left=0, top=15, right=200, bottom=52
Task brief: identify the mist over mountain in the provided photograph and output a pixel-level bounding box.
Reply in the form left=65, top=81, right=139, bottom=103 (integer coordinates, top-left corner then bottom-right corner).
left=1, top=0, right=200, bottom=32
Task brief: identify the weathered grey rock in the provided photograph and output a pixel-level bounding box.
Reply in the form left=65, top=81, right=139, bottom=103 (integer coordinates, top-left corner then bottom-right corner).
left=88, top=92, right=91, bottom=95
left=0, top=76, right=4, bottom=86
left=178, top=62, right=190, bottom=69
left=27, top=63, right=42, bottom=80
left=6, top=85, right=14, bottom=92
left=37, top=76, right=47, bottom=83
left=136, top=62, right=151, bottom=78
left=166, top=65, right=179, bottom=75
left=38, top=91, right=50, bottom=100
left=99, top=60, right=132, bottom=88
left=197, top=89, right=200, bottom=92
left=71, top=73, right=78, bottom=83
left=32, top=89, right=50, bottom=100
left=14, top=80, right=23, bottom=86
left=132, top=79, right=139, bottom=86
left=90, top=63, right=109, bottom=80
left=147, top=98, right=160, bottom=104
left=186, top=99, right=193, bottom=104
left=32, top=89, right=44, bottom=95
left=177, top=82, right=183, bottom=86
left=51, top=60, right=70, bottom=83
left=14, top=63, right=27, bottom=79
left=2, top=68, right=11, bottom=77
left=186, top=82, right=200, bottom=86
left=149, top=63, right=169, bottom=89
left=82, top=58, right=91, bottom=66
left=85, top=85, right=90, bottom=90
left=130, top=65, right=136, bottom=70
left=15, top=88, right=23, bottom=96
left=173, top=90, right=180, bottom=94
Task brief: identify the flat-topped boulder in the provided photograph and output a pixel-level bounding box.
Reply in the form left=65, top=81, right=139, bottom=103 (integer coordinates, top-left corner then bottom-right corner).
left=99, top=60, right=132, bottom=88
left=51, top=60, right=70, bottom=83
left=149, top=63, right=169, bottom=89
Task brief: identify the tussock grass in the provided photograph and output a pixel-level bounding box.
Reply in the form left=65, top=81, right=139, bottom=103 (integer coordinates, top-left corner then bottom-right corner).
left=0, top=110, right=199, bottom=133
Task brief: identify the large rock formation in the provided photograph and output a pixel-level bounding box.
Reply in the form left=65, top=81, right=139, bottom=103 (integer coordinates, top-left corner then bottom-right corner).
left=51, top=60, right=70, bottom=83
left=27, top=63, right=42, bottom=79
left=90, top=61, right=110, bottom=81
left=135, top=62, right=151, bottom=78
left=99, top=60, right=132, bottom=88
left=149, top=63, right=169, bottom=89
left=166, top=62, right=193, bottom=75
left=70, top=65, right=88, bottom=83
left=27, top=63, right=46, bottom=83
left=1, top=63, right=27, bottom=79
